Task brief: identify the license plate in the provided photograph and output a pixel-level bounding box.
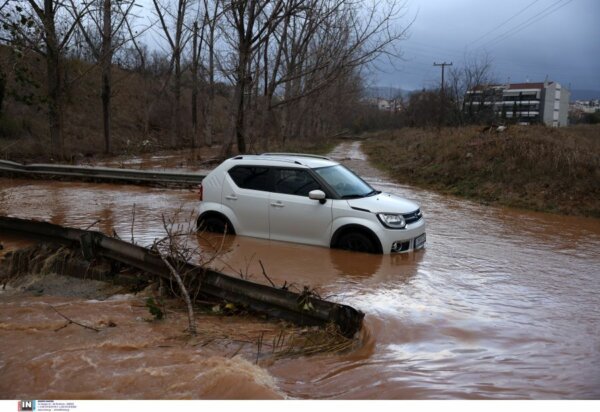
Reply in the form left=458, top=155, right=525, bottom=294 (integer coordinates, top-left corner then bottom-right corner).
left=414, top=233, right=426, bottom=249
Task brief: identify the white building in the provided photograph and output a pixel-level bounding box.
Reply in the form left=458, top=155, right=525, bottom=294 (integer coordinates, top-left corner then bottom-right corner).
left=465, top=80, right=570, bottom=127
left=363, top=97, right=403, bottom=112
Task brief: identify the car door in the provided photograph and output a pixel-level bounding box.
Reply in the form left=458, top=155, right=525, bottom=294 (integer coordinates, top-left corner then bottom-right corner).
left=268, top=167, right=333, bottom=246
left=223, top=165, right=272, bottom=239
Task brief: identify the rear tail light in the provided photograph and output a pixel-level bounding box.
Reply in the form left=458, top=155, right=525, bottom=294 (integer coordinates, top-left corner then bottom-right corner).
left=198, top=183, right=203, bottom=201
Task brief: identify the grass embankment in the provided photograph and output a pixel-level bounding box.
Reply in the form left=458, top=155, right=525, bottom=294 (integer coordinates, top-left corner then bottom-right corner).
left=363, top=125, right=600, bottom=217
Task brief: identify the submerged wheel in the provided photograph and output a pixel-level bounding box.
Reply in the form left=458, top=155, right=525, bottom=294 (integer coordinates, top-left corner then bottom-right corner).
left=336, top=231, right=377, bottom=254
left=197, top=215, right=233, bottom=234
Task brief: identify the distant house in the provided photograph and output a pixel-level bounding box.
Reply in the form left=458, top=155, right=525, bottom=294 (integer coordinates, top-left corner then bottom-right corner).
left=569, top=99, right=600, bottom=123
left=377, top=99, right=392, bottom=111
left=465, top=80, right=570, bottom=127
left=363, top=97, right=403, bottom=112
left=571, top=99, right=600, bottom=114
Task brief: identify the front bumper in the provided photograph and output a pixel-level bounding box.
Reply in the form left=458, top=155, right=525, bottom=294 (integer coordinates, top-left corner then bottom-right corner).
left=378, top=219, right=426, bottom=253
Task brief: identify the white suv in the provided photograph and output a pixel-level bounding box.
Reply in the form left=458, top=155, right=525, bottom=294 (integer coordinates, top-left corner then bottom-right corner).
left=197, top=153, right=426, bottom=254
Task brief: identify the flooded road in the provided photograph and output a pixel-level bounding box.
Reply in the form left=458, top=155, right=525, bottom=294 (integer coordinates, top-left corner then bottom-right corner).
left=1, top=142, right=600, bottom=399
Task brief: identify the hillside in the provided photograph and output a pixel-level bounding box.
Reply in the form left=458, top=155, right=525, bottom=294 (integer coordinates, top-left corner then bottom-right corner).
left=0, top=45, right=237, bottom=161
left=0, top=43, right=356, bottom=162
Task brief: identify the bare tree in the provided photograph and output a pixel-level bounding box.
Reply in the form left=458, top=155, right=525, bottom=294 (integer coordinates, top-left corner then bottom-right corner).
left=200, top=0, right=222, bottom=147
left=190, top=19, right=204, bottom=148
left=267, top=0, right=411, bottom=143
left=220, top=0, right=292, bottom=154
left=100, top=0, right=113, bottom=152
left=71, top=0, right=137, bottom=154
left=151, top=0, right=191, bottom=147
left=121, top=14, right=173, bottom=139
left=404, top=89, right=442, bottom=128
left=1, top=0, right=93, bottom=158
left=447, top=54, right=495, bottom=125
left=1, top=0, right=413, bottom=156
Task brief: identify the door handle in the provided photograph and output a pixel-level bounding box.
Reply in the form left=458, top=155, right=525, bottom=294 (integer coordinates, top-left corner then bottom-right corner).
left=225, top=194, right=237, bottom=200
left=270, top=201, right=284, bottom=208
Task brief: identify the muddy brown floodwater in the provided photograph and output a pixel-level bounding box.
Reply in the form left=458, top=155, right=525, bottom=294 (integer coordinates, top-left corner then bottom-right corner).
left=1, top=142, right=599, bottom=399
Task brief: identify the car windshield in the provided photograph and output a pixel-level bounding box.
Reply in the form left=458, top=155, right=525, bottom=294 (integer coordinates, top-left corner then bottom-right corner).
left=314, top=165, right=379, bottom=199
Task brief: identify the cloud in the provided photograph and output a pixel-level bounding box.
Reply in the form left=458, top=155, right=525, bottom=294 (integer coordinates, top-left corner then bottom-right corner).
left=371, top=0, right=600, bottom=91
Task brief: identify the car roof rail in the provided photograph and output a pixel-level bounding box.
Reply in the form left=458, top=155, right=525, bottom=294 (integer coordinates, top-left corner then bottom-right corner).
left=260, top=152, right=331, bottom=160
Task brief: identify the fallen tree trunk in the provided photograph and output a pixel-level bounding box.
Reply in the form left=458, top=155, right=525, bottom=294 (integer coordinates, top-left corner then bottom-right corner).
left=0, top=216, right=364, bottom=337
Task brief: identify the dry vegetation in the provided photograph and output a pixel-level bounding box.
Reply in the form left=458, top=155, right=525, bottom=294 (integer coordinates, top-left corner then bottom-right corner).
left=363, top=125, right=600, bottom=217
left=0, top=48, right=228, bottom=161
left=0, top=47, right=344, bottom=162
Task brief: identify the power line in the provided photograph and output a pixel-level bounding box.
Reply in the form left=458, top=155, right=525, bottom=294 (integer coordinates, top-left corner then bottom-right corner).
left=468, top=0, right=541, bottom=47
left=404, top=39, right=579, bottom=74
left=481, top=0, right=572, bottom=49
left=477, top=0, right=573, bottom=50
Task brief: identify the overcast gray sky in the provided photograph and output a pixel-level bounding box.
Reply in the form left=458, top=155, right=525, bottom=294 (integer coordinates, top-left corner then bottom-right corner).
left=371, top=0, right=600, bottom=92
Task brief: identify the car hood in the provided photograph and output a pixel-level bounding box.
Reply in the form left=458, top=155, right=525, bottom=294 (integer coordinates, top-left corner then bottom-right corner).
left=346, top=192, right=419, bottom=214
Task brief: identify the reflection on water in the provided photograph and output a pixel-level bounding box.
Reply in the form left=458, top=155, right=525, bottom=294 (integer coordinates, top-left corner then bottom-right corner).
left=204, top=234, right=423, bottom=289
left=1, top=141, right=600, bottom=399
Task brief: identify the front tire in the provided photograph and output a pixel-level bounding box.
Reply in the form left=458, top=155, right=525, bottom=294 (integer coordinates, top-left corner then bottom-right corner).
left=197, top=215, right=233, bottom=235
left=336, top=231, right=377, bottom=254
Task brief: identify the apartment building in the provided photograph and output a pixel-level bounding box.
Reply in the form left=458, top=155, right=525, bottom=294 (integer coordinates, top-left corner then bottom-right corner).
left=465, top=80, right=570, bottom=127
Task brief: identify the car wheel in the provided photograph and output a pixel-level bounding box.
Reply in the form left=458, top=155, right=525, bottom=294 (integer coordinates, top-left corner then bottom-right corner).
left=336, top=232, right=377, bottom=253
left=197, top=215, right=232, bottom=234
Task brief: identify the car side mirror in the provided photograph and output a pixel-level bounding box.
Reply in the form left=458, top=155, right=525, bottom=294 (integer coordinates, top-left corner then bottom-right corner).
left=308, top=189, right=327, bottom=204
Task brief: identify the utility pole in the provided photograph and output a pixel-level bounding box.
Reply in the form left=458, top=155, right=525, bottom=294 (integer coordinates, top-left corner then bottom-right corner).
left=434, top=61, right=452, bottom=129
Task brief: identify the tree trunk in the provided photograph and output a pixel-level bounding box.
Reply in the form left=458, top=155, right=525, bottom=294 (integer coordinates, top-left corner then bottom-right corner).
left=173, top=50, right=181, bottom=147
left=203, top=19, right=215, bottom=147
left=204, top=87, right=214, bottom=147
left=0, top=70, right=6, bottom=118
left=233, top=79, right=246, bottom=154
left=47, top=54, right=63, bottom=159
left=232, top=46, right=249, bottom=154
left=191, top=21, right=198, bottom=149
left=101, top=0, right=112, bottom=154
left=45, top=14, right=63, bottom=160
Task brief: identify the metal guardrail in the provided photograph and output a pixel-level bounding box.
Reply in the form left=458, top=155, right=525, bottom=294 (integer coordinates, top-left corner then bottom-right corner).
left=0, top=160, right=205, bottom=186
left=0, top=216, right=364, bottom=337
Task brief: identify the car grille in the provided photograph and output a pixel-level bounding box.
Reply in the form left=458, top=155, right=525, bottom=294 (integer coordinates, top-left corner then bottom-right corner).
left=403, top=209, right=423, bottom=224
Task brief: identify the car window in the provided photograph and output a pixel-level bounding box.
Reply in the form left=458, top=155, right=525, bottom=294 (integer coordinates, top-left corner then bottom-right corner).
left=314, top=165, right=375, bottom=198
left=273, top=168, right=321, bottom=196
left=228, top=166, right=273, bottom=191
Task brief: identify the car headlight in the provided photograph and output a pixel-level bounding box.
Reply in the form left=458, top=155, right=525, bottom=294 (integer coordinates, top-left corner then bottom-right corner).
left=377, top=213, right=406, bottom=229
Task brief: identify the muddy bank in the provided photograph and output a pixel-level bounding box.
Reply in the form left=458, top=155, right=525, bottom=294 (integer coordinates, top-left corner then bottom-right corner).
left=362, top=125, right=600, bottom=217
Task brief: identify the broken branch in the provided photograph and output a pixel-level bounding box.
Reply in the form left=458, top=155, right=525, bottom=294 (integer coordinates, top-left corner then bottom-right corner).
left=49, top=305, right=100, bottom=332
